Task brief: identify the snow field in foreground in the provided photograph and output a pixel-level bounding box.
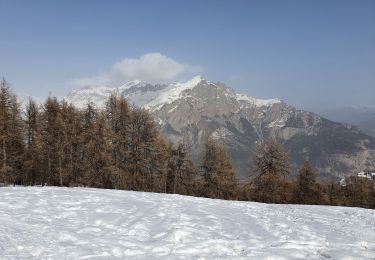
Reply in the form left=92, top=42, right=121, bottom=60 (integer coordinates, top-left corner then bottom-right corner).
left=0, top=187, right=374, bottom=259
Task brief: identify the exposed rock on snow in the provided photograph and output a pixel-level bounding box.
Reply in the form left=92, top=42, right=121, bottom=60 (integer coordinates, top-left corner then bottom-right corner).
left=0, top=187, right=375, bottom=259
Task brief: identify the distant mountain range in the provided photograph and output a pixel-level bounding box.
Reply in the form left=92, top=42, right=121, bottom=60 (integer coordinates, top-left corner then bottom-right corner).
left=318, top=107, right=375, bottom=138
left=62, top=76, right=375, bottom=180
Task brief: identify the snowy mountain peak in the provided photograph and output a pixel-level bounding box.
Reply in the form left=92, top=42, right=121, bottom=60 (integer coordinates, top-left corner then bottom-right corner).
left=118, top=80, right=144, bottom=90
left=169, top=75, right=205, bottom=89
left=184, top=75, right=205, bottom=85
left=142, top=76, right=205, bottom=111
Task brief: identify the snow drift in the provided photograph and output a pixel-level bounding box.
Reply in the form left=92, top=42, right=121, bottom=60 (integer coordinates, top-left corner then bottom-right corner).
left=0, top=187, right=374, bottom=259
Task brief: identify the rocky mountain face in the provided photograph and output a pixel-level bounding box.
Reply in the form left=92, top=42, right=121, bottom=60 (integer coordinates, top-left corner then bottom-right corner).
left=65, top=76, right=375, bottom=180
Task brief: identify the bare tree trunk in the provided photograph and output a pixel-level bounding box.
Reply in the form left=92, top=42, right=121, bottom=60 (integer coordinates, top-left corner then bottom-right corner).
left=2, top=138, right=6, bottom=182
left=70, top=143, right=73, bottom=185
left=31, top=152, right=35, bottom=185
left=59, top=156, right=63, bottom=186
left=47, top=147, right=51, bottom=185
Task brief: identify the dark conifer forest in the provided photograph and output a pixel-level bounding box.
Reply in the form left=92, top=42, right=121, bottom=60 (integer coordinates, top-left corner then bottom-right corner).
left=1, top=78, right=374, bottom=209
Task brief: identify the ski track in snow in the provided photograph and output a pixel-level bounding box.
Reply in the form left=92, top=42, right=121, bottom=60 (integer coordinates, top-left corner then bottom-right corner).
left=0, top=187, right=374, bottom=259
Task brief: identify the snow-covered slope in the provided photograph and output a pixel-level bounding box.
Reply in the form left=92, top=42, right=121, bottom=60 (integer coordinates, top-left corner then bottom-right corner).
left=1, top=187, right=374, bottom=259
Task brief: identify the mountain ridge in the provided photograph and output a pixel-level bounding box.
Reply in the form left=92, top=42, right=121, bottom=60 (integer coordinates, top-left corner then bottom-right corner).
left=64, top=76, right=282, bottom=112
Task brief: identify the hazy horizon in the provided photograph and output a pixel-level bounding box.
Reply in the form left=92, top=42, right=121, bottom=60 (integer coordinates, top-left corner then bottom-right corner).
left=1, top=0, right=374, bottom=112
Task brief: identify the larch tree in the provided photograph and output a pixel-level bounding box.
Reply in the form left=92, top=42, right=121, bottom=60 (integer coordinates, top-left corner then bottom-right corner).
left=166, top=143, right=197, bottom=195
left=88, top=111, right=114, bottom=188
left=293, top=161, right=323, bottom=205
left=127, top=107, right=160, bottom=191
left=344, top=176, right=372, bottom=208
left=23, top=98, right=41, bottom=185
left=250, top=138, right=290, bottom=203
left=39, top=97, right=63, bottom=186
left=148, top=136, right=170, bottom=193
left=59, top=101, right=82, bottom=186
left=105, top=94, right=130, bottom=189
left=201, top=138, right=238, bottom=200
left=0, top=78, right=24, bottom=184
left=80, top=102, right=98, bottom=186
left=80, top=103, right=114, bottom=188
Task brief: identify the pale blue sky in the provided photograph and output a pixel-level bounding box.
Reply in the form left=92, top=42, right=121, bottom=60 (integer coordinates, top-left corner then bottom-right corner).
left=0, top=0, right=374, bottom=110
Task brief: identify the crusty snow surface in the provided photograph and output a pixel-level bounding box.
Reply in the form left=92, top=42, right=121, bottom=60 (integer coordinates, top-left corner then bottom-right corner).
left=0, top=187, right=374, bottom=259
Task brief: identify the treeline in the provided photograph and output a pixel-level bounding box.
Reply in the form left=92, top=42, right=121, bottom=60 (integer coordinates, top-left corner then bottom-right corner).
left=241, top=139, right=375, bottom=209
left=1, top=79, right=374, bottom=209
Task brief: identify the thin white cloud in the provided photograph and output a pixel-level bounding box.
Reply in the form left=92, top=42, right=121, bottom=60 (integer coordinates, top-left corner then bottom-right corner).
left=71, top=53, right=203, bottom=87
